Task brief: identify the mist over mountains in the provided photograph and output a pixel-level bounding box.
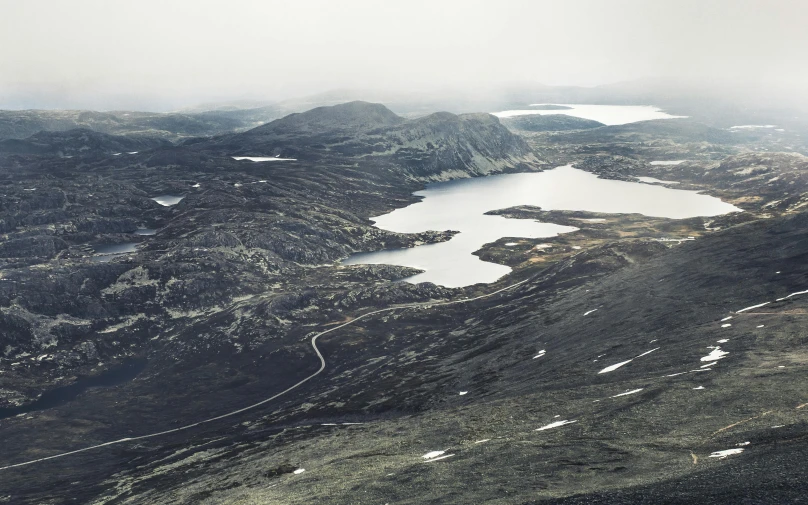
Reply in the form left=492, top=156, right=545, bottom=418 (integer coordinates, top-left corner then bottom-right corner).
left=1, top=2, right=808, bottom=504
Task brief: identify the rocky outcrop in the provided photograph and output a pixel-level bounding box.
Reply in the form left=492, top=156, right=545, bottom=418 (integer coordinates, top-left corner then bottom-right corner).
left=367, top=111, right=542, bottom=180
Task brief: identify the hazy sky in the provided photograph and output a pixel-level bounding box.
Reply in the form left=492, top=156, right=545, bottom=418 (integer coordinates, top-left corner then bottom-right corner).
left=1, top=0, right=806, bottom=110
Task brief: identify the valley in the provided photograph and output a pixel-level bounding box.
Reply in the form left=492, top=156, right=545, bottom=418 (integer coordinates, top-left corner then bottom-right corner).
left=0, top=100, right=806, bottom=504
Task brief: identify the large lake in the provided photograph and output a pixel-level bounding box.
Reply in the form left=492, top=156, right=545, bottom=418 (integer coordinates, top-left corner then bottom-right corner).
left=492, top=104, right=686, bottom=125
left=343, top=166, right=740, bottom=287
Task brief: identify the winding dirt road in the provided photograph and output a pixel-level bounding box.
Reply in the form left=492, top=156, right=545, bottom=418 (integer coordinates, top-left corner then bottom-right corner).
left=0, top=279, right=529, bottom=471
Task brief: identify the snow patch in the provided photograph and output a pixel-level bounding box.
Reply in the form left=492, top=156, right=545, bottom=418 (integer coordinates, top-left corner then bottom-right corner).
left=598, top=359, right=633, bottom=374
left=701, top=347, right=729, bottom=362
left=598, top=347, right=659, bottom=374
left=422, top=451, right=446, bottom=460
left=709, top=448, right=744, bottom=459
left=611, top=388, right=643, bottom=398
left=424, top=454, right=455, bottom=462
left=636, top=347, right=660, bottom=358
left=536, top=420, right=577, bottom=431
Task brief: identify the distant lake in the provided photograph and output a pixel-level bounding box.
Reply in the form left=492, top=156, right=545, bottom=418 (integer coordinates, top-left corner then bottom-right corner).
left=232, top=156, right=297, bottom=162
left=492, top=104, right=686, bottom=125
left=650, top=160, right=686, bottom=166
left=93, top=243, right=138, bottom=262
left=635, top=176, right=680, bottom=185
left=344, top=166, right=740, bottom=287
left=152, top=195, right=184, bottom=206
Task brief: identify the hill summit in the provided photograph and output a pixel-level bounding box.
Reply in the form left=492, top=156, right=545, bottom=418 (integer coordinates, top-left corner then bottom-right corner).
left=246, top=100, right=404, bottom=136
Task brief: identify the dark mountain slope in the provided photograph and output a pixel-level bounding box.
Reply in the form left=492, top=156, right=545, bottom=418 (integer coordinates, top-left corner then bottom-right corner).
left=122, top=211, right=808, bottom=504
left=1, top=192, right=805, bottom=503
left=0, top=128, right=171, bottom=156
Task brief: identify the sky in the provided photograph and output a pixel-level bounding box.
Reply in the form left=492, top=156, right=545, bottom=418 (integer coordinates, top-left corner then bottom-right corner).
left=1, top=0, right=807, bottom=110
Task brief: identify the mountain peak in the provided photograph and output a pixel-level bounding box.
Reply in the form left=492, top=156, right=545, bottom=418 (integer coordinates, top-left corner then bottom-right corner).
left=249, top=100, right=403, bottom=135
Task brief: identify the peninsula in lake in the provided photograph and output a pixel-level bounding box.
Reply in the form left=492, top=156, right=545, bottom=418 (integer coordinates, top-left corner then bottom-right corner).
left=2, top=1, right=808, bottom=504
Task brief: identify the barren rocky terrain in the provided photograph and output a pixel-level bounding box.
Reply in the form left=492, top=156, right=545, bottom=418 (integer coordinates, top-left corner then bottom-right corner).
left=0, top=101, right=805, bottom=504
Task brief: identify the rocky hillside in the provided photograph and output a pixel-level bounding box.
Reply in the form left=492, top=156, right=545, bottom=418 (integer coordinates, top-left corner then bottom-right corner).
left=0, top=128, right=171, bottom=156
left=550, top=118, right=737, bottom=145
left=73, top=207, right=808, bottom=505
left=245, top=100, right=404, bottom=136
left=363, top=111, right=541, bottom=180
left=196, top=101, right=542, bottom=181
left=502, top=114, right=605, bottom=132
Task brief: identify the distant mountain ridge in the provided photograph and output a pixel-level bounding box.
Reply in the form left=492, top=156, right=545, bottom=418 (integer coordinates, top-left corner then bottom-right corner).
left=0, top=107, right=282, bottom=142
left=0, top=128, right=170, bottom=156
